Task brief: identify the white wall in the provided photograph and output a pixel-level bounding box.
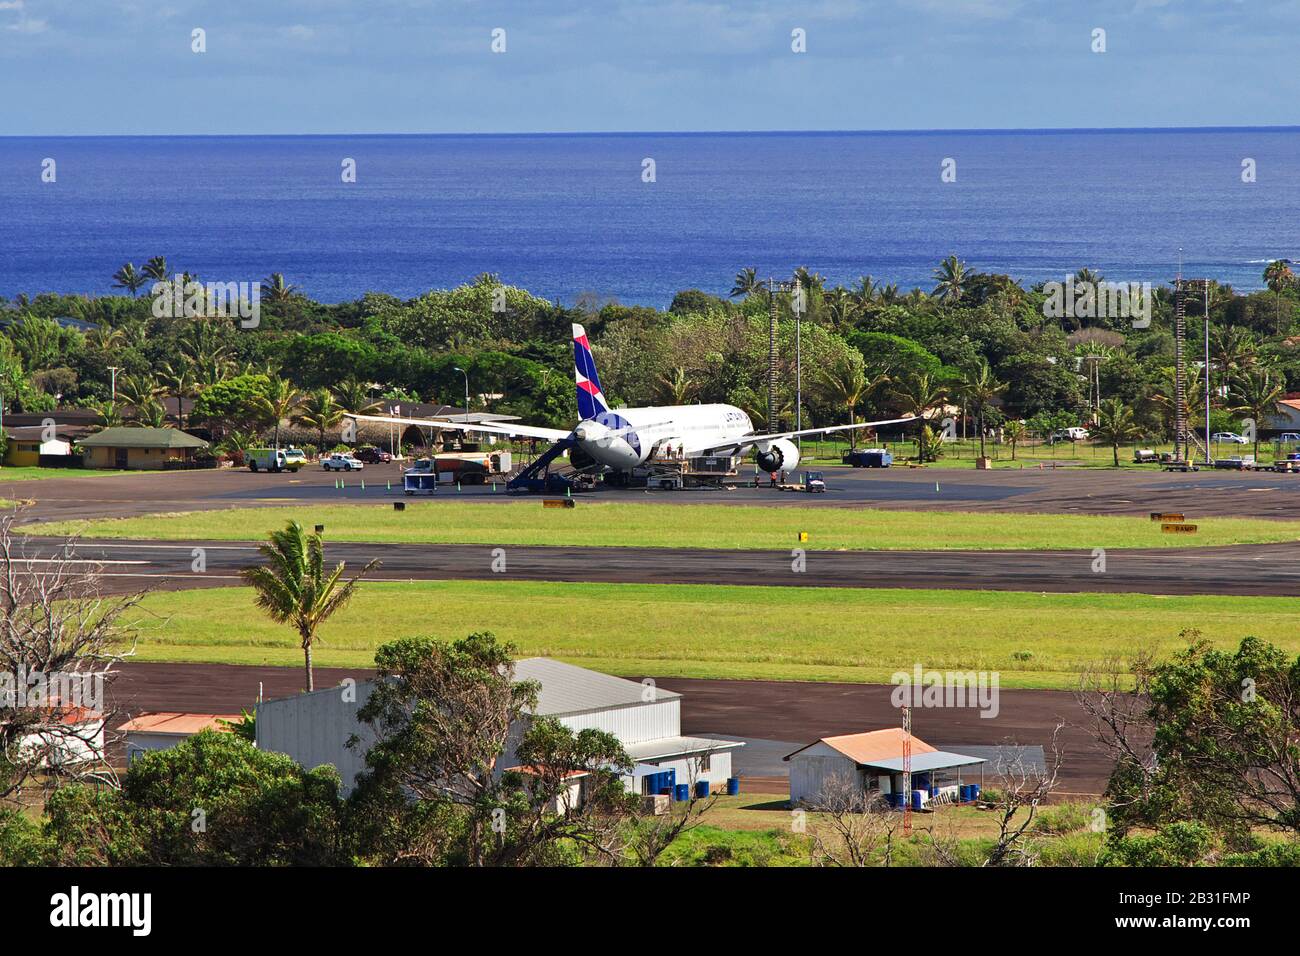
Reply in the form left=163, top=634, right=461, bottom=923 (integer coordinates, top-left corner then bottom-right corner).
left=789, top=750, right=858, bottom=805
left=557, top=698, right=680, bottom=744
left=256, top=682, right=377, bottom=794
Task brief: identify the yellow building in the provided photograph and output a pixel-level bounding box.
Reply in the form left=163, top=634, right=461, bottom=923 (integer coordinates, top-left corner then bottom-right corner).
left=3, top=425, right=92, bottom=467
left=77, top=427, right=209, bottom=470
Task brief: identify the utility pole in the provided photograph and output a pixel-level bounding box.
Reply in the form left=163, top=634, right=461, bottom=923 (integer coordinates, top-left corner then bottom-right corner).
left=107, top=366, right=121, bottom=402
left=902, top=704, right=913, bottom=836
left=453, top=366, right=470, bottom=423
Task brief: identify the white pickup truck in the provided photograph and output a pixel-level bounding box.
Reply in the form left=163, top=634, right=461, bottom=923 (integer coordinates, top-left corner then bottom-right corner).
left=247, top=447, right=305, bottom=473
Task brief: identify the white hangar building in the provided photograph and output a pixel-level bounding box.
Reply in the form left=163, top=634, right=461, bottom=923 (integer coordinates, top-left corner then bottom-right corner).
left=256, top=657, right=743, bottom=802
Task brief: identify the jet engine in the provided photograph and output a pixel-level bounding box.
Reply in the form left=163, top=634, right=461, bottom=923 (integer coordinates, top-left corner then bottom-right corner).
left=755, top=438, right=800, bottom=474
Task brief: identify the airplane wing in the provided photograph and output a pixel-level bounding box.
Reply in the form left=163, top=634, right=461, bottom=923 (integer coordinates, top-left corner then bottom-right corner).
left=691, top=415, right=918, bottom=457
left=346, top=413, right=573, bottom=443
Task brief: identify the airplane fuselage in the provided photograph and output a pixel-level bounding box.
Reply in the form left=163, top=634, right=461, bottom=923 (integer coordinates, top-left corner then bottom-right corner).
left=572, top=403, right=754, bottom=471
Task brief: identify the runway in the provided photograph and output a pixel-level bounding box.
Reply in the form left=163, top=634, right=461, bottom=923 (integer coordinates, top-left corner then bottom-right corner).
left=12, top=460, right=1300, bottom=524
left=16, top=536, right=1300, bottom=596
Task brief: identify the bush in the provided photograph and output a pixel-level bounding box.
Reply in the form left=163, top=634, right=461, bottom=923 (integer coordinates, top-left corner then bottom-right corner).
left=1100, top=821, right=1217, bottom=867
left=1033, top=802, right=1094, bottom=836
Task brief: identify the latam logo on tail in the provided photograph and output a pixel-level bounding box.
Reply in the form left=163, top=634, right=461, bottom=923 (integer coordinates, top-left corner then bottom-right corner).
left=349, top=322, right=914, bottom=476
left=572, top=324, right=610, bottom=419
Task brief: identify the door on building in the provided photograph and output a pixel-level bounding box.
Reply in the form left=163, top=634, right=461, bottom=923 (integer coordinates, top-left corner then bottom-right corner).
left=115, top=448, right=129, bottom=469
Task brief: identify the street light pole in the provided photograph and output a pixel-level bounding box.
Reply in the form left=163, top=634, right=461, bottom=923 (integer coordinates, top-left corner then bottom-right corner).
left=453, top=367, right=470, bottom=423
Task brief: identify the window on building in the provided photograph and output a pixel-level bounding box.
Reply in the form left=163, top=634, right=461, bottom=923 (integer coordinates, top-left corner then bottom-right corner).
left=698, top=754, right=711, bottom=773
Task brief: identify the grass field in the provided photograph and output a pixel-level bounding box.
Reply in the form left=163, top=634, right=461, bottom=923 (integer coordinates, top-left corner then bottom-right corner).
left=38, top=501, right=1300, bottom=551
left=0, top=466, right=160, bottom=482
left=121, top=579, right=1296, bottom=688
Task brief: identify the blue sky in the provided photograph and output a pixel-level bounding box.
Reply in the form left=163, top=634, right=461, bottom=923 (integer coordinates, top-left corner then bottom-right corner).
left=2, top=0, right=1296, bottom=134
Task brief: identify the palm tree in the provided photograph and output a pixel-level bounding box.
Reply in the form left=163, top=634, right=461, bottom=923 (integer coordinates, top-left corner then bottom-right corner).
left=1212, top=326, right=1259, bottom=390
left=729, top=268, right=761, bottom=299
left=261, top=273, right=299, bottom=306
left=241, top=521, right=379, bottom=692
left=85, top=326, right=125, bottom=354
left=792, top=266, right=825, bottom=295
left=932, top=255, right=969, bottom=303
left=849, top=275, right=878, bottom=309
left=332, top=378, right=382, bottom=415
left=117, top=374, right=160, bottom=411
left=1003, top=420, right=1027, bottom=460
left=256, top=377, right=304, bottom=449
left=92, top=400, right=124, bottom=428
left=295, top=388, right=346, bottom=452
left=135, top=397, right=169, bottom=429
left=1091, top=399, right=1143, bottom=467
left=656, top=367, right=695, bottom=406
left=889, top=371, right=950, bottom=461
left=955, top=359, right=1006, bottom=459
left=111, top=262, right=147, bottom=297
left=1149, top=364, right=1205, bottom=439
left=817, top=357, right=884, bottom=451
left=1232, top=368, right=1284, bottom=461
left=1263, top=260, right=1295, bottom=333
left=142, top=256, right=172, bottom=284
left=157, top=361, right=198, bottom=430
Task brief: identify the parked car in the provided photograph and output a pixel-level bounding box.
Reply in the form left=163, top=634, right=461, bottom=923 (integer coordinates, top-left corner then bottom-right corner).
left=321, top=453, right=364, bottom=471
left=1050, top=427, right=1090, bottom=442
left=247, top=447, right=303, bottom=473
left=1278, top=432, right=1300, bottom=443
left=354, top=446, right=393, bottom=464
left=1214, top=455, right=1255, bottom=470
left=1211, top=432, right=1250, bottom=444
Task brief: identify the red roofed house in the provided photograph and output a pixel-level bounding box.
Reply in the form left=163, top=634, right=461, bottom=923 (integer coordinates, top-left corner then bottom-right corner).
left=117, top=712, right=240, bottom=765
left=784, top=728, right=984, bottom=808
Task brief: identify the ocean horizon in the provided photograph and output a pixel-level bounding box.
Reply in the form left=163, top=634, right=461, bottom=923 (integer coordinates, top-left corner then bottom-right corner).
left=3, top=127, right=1297, bottom=307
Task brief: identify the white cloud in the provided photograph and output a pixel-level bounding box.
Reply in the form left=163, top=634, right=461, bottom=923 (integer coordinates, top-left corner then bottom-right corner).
left=6, top=16, right=46, bottom=33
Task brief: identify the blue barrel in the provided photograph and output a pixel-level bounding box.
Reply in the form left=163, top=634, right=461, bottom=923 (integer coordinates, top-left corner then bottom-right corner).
left=674, top=784, right=689, bottom=802
left=971, top=783, right=981, bottom=800
left=959, top=785, right=971, bottom=802
left=695, top=780, right=710, bottom=799
left=911, top=790, right=924, bottom=811
left=726, top=777, right=740, bottom=796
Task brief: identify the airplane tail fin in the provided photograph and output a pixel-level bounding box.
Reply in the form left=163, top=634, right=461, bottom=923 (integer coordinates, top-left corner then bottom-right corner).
left=572, top=323, right=610, bottom=419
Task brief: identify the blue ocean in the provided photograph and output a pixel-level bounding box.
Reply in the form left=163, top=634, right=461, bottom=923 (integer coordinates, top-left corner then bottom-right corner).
left=2, top=129, right=1297, bottom=307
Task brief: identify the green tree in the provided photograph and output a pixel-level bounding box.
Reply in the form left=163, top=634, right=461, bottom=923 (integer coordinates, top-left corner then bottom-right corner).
left=142, top=256, right=172, bottom=284
left=295, top=388, right=346, bottom=451
left=816, top=354, right=885, bottom=450
left=254, top=377, right=304, bottom=449
left=1263, top=260, right=1295, bottom=333
left=656, top=367, right=695, bottom=405
left=1232, top=367, right=1284, bottom=461
left=932, top=255, right=969, bottom=303
left=240, top=521, right=378, bottom=692
left=1002, top=419, right=1026, bottom=460
left=955, top=358, right=1006, bottom=458
left=729, top=268, right=761, bottom=299
left=40, top=731, right=346, bottom=866
left=111, top=262, right=147, bottom=296
left=888, top=371, right=949, bottom=461
left=1085, top=636, right=1300, bottom=841
left=332, top=378, right=382, bottom=415
left=1090, top=398, right=1143, bottom=466
left=350, top=633, right=638, bottom=867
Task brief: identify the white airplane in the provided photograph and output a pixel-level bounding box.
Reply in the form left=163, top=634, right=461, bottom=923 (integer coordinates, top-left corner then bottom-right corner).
left=347, top=324, right=914, bottom=478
